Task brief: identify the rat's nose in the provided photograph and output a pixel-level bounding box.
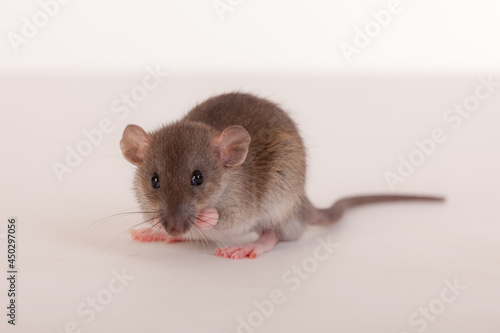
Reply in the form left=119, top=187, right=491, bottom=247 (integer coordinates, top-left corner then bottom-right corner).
left=161, top=218, right=189, bottom=236
left=158, top=205, right=190, bottom=236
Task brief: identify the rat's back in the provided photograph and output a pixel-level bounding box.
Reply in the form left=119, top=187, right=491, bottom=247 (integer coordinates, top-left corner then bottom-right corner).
left=183, top=92, right=300, bottom=138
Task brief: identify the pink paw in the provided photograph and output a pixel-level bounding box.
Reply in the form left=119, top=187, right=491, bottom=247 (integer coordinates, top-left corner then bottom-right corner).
left=216, top=244, right=261, bottom=259
left=215, top=231, right=279, bottom=259
left=130, top=227, right=182, bottom=244
left=195, top=208, right=218, bottom=230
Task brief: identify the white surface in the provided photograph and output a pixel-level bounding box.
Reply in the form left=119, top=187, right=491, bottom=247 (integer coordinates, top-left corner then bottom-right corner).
left=1, top=73, right=499, bottom=333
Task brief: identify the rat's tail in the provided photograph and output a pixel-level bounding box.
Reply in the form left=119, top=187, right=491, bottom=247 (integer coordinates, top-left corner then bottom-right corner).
left=306, top=195, right=445, bottom=225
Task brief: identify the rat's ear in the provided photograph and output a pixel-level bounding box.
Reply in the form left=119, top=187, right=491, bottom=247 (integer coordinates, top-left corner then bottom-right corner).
left=212, top=125, right=251, bottom=167
left=120, top=124, right=150, bottom=165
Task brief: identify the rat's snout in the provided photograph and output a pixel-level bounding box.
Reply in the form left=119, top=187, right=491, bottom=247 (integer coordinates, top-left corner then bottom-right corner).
left=158, top=204, right=191, bottom=237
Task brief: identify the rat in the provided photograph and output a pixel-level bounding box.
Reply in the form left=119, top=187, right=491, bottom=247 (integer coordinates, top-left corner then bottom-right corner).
left=120, top=92, right=444, bottom=259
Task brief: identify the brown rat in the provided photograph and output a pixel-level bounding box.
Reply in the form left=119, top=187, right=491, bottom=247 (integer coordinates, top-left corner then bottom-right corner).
left=120, top=92, right=444, bottom=259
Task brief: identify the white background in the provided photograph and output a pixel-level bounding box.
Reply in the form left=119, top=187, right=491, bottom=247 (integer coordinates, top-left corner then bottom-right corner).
left=1, top=1, right=500, bottom=333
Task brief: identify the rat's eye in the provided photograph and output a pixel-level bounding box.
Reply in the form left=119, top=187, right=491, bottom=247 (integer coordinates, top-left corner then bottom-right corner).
left=191, top=170, right=203, bottom=186
left=151, top=173, right=160, bottom=189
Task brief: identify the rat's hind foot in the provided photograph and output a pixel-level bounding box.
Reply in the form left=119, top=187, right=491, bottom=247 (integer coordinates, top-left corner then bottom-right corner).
left=215, top=231, right=278, bottom=259
left=130, top=226, right=182, bottom=243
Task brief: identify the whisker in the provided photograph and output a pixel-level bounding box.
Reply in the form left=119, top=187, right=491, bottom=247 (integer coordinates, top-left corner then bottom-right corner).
left=84, top=210, right=157, bottom=234
left=103, top=217, right=158, bottom=250
left=204, top=228, right=227, bottom=250
left=194, top=218, right=235, bottom=251
left=187, top=215, right=211, bottom=255
left=194, top=213, right=254, bottom=252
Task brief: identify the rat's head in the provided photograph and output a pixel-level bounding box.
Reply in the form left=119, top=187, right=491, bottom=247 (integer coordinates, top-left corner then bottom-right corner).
left=120, top=121, right=250, bottom=236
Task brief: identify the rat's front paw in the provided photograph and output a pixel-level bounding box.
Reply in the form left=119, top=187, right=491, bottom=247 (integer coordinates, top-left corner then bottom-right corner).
left=130, top=227, right=182, bottom=243
left=195, top=208, right=218, bottom=230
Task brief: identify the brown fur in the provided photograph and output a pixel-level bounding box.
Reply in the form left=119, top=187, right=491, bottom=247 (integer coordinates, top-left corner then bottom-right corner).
left=121, top=92, right=444, bottom=241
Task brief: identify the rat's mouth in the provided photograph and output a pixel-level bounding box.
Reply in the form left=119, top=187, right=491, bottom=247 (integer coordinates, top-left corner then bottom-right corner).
left=194, top=208, right=219, bottom=230
left=159, top=208, right=219, bottom=236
